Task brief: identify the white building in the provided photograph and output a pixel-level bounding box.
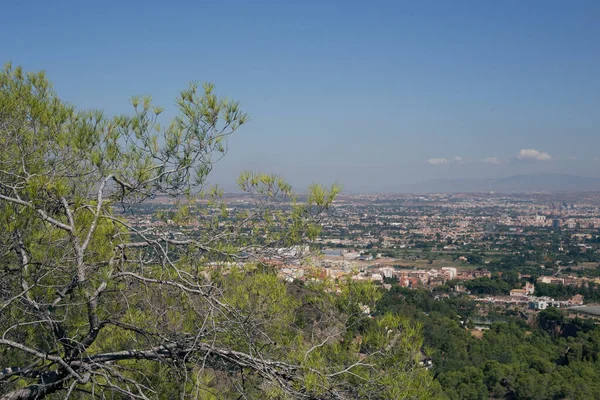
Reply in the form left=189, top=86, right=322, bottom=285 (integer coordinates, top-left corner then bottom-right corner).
left=380, top=267, right=394, bottom=279
left=441, top=267, right=457, bottom=279
left=529, top=299, right=549, bottom=310
left=525, top=282, right=535, bottom=295
left=510, top=289, right=528, bottom=297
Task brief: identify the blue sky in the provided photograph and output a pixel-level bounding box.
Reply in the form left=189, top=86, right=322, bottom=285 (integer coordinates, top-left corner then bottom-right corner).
left=2, top=0, right=599, bottom=192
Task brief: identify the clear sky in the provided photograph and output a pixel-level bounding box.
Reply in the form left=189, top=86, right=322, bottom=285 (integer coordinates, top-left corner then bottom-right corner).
left=2, top=0, right=599, bottom=192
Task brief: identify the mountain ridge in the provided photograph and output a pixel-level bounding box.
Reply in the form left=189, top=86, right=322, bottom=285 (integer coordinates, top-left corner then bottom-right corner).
left=393, top=173, right=600, bottom=194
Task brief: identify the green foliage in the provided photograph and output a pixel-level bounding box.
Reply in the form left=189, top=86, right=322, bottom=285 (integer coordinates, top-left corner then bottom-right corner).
left=0, top=64, right=436, bottom=399
left=459, top=274, right=522, bottom=296
left=377, top=284, right=600, bottom=399
left=536, top=281, right=600, bottom=302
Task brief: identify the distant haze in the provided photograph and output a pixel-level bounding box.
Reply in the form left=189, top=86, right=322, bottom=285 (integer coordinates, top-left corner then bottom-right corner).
left=389, top=173, right=600, bottom=194
left=208, top=172, right=600, bottom=195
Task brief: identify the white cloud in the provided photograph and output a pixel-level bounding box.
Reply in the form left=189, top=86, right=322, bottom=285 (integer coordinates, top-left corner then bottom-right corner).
left=517, top=149, right=552, bottom=161
left=426, top=156, right=466, bottom=165
left=426, top=158, right=449, bottom=165
left=482, top=157, right=502, bottom=164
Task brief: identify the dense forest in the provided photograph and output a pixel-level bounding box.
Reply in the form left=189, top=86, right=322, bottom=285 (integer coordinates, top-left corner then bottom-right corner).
left=536, top=282, right=600, bottom=302
left=377, top=287, right=600, bottom=399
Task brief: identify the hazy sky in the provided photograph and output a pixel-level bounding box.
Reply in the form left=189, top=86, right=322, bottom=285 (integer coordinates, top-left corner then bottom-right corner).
left=2, top=0, right=599, bottom=192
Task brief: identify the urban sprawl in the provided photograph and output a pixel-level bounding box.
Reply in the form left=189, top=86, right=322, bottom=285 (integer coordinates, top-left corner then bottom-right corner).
left=130, top=191, right=600, bottom=326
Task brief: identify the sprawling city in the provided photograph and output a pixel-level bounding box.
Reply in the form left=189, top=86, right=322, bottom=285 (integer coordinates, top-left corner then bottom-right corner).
left=132, top=192, right=600, bottom=317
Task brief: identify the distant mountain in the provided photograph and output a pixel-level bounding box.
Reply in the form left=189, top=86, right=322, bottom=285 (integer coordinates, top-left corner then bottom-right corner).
left=396, top=173, right=600, bottom=194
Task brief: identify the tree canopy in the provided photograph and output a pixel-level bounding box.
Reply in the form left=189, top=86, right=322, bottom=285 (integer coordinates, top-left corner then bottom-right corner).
left=377, top=287, right=600, bottom=399
left=0, top=64, right=436, bottom=399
